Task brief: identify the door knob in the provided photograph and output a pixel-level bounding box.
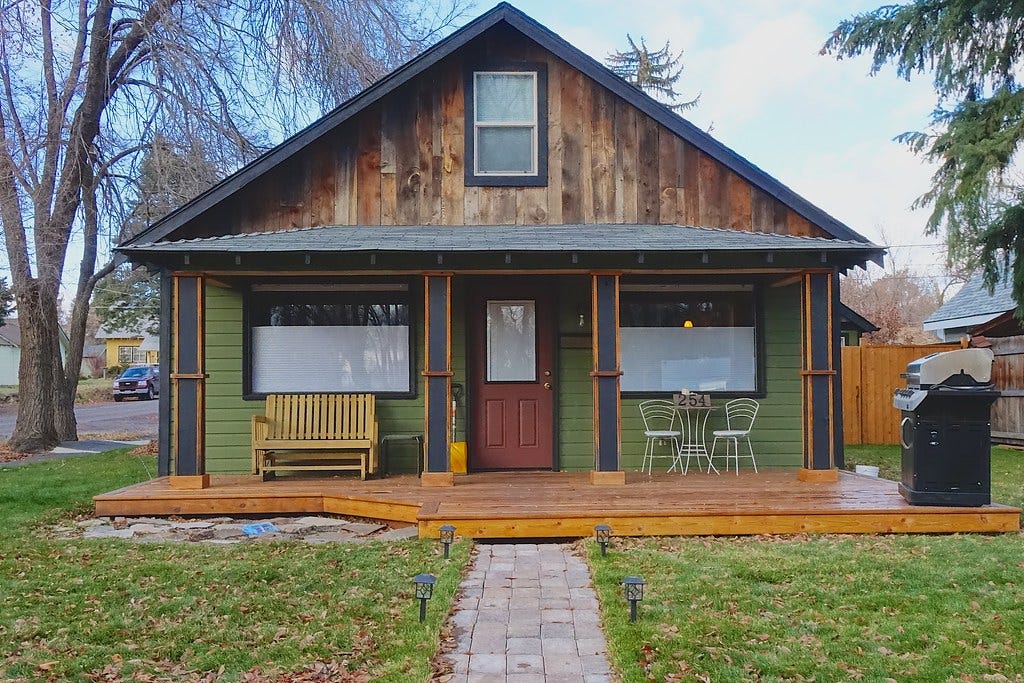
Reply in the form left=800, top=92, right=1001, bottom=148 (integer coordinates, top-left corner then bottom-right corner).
left=543, top=382, right=552, bottom=390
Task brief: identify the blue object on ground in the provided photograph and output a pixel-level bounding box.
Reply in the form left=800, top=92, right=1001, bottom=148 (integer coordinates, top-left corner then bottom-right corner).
left=242, top=522, right=279, bottom=536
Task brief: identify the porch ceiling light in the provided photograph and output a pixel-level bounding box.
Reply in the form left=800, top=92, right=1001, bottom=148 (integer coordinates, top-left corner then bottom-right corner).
left=413, top=573, right=437, bottom=622
left=594, top=524, right=611, bottom=556
left=622, top=575, right=645, bottom=622
left=439, top=524, right=456, bottom=559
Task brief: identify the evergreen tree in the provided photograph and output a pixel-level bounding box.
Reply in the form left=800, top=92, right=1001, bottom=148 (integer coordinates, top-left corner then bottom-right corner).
left=823, top=1, right=1024, bottom=313
left=0, top=277, right=12, bottom=327
left=606, top=35, right=699, bottom=111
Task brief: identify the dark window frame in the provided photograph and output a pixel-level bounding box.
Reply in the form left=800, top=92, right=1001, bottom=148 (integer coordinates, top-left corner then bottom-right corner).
left=242, top=281, right=419, bottom=401
left=464, top=62, right=548, bottom=187
left=619, top=285, right=766, bottom=400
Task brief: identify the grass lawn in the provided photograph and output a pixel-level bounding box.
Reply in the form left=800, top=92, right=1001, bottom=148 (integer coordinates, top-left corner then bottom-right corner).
left=1, top=378, right=123, bottom=404
left=846, top=443, right=1024, bottom=511
left=591, top=445, right=1024, bottom=682
left=0, top=451, right=467, bottom=682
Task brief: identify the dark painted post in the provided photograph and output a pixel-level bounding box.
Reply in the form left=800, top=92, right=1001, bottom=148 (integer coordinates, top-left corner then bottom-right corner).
left=422, top=273, right=454, bottom=487
left=830, top=270, right=845, bottom=469
left=799, top=271, right=838, bottom=482
left=170, top=273, right=208, bottom=488
left=157, top=269, right=172, bottom=477
left=590, top=273, right=624, bottom=485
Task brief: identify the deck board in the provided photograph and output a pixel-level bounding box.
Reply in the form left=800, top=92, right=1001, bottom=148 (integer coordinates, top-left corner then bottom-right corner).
left=93, top=471, right=1020, bottom=538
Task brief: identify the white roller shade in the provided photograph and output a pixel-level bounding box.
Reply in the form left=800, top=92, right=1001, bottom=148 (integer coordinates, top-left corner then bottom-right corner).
left=621, top=327, right=756, bottom=392
left=252, top=325, right=410, bottom=393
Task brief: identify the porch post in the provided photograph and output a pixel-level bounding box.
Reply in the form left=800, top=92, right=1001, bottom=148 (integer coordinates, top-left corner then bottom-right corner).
left=590, top=272, right=625, bottom=485
left=422, top=273, right=454, bottom=487
left=170, top=273, right=208, bottom=489
left=157, top=270, right=172, bottom=477
left=799, top=270, right=839, bottom=482
left=831, top=270, right=846, bottom=469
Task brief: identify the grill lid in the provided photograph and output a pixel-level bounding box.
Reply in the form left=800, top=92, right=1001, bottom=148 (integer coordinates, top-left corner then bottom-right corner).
left=904, top=348, right=994, bottom=389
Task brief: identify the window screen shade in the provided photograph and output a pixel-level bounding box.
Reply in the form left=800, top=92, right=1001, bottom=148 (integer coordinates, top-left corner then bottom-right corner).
left=249, top=295, right=411, bottom=394
left=475, top=73, right=535, bottom=122
left=620, top=289, right=757, bottom=392
left=621, top=327, right=756, bottom=392
left=252, top=326, right=410, bottom=393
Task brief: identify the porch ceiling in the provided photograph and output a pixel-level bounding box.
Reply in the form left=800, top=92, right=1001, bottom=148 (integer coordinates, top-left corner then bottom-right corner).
left=121, top=223, right=883, bottom=260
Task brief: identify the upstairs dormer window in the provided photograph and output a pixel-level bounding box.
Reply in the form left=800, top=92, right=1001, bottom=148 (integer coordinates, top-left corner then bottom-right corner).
left=465, top=65, right=548, bottom=186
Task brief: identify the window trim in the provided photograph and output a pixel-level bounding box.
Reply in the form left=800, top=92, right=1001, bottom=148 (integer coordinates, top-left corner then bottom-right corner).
left=464, top=62, right=548, bottom=187
left=242, top=281, right=419, bottom=401
left=618, top=285, right=766, bottom=399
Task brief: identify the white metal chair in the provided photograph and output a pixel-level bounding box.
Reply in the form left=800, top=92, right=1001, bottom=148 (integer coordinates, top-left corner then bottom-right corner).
left=709, top=398, right=760, bottom=475
left=639, top=399, right=683, bottom=474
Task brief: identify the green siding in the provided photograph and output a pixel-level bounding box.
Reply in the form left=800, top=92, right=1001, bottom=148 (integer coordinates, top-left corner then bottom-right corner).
left=618, top=284, right=803, bottom=470
left=200, top=280, right=803, bottom=475
left=203, top=284, right=429, bottom=475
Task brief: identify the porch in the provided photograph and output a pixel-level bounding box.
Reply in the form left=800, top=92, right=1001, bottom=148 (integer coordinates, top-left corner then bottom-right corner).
left=93, top=470, right=1020, bottom=538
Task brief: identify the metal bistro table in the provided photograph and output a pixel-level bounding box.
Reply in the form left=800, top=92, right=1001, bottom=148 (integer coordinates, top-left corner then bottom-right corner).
left=672, top=395, right=720, bottom=474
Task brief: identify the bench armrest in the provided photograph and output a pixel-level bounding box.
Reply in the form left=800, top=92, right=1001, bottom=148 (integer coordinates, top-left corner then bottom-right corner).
left=251, top=415, right=270, bottom=474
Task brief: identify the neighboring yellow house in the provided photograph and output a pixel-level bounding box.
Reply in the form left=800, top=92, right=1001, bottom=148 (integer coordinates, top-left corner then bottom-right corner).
left=95, top=325, right=159, bottom=367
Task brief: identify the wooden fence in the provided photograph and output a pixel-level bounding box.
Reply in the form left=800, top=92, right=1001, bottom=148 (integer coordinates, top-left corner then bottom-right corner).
left=842, top=343, right=960, bottom=445
left=988, top=335, right=1024, bottom=445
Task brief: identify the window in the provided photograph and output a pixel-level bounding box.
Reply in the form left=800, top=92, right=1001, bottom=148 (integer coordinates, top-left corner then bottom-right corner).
left=486, top=300, right=537, bottom=382
left=245, top=285, right=413, bottom=396
left=465, top=65, right=547, bottom=186
left=118, top=345, right=144, bottom=365
left=619, top=285, right=760, bottom=394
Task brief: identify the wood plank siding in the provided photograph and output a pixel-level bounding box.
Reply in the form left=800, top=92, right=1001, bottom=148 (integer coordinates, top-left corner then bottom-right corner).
left=171, top=32, right=829, bottom=240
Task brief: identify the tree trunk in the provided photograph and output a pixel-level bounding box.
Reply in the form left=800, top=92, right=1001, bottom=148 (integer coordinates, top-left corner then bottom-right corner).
left=8, top=280, right=59, bottom=452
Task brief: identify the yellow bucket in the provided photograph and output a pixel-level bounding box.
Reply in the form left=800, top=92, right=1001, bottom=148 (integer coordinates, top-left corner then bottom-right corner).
left=449, top=441, right=468, bottom=474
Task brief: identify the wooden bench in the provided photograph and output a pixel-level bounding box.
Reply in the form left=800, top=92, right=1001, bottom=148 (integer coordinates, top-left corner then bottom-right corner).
left=251, top=393, right=379, bottom=480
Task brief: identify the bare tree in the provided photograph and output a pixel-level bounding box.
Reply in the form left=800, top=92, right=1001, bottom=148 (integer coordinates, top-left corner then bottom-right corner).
left=0, top=0, right=467, bottom=451
left=842, top=267, right=943, bottom=344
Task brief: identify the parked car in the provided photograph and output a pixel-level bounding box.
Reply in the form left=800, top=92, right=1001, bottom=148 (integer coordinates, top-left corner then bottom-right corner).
left=112, top=365, right=159, bottom=402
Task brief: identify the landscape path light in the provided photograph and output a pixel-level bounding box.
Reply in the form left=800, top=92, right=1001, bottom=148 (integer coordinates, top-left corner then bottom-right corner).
left=594, top=524, right=611, bottom=556
left=621, top=575, right=645, bottom=623
left=413, top=573, right=437, bottom=623
left=439, top=524, right=456, bottom=558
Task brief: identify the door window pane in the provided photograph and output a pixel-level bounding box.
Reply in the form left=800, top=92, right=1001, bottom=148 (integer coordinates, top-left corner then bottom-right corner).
left=487, top=300, right=536, bottom=382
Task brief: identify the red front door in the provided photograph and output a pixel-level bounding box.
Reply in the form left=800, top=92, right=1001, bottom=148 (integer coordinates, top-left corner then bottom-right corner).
left=470, top=281, right=555, bottom=470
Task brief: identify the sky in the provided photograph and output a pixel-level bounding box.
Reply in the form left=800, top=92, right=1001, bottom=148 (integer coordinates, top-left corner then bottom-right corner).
left=11, top=0, right=950, bottom=310
left=509, top=0, right=947, bottom=277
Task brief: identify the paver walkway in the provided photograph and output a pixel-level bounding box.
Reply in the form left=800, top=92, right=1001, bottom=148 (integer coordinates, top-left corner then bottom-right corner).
left=439, top=543, right=613, bottom=682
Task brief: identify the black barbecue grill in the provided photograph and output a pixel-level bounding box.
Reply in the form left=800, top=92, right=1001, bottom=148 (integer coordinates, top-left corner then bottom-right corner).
left=892, top=348, right=999, bottom=506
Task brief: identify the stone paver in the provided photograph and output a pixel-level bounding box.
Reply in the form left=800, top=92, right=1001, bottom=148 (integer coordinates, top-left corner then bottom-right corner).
left=440, top=543, right=613, bottom=682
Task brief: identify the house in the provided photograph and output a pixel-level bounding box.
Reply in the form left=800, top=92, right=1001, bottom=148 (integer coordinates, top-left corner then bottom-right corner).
left=0, top=320, right=20, bottom=385
left=924, top=269, right=1016, bottom=342
left=94, top=325, right=159, bottom=367
left=0, top=319, right=71, bottom=386
left=839, top=303, right=879, bottom=346
left=116, top=3, right=885, bottom=491
left=922, top=268, right=1024, bottom=445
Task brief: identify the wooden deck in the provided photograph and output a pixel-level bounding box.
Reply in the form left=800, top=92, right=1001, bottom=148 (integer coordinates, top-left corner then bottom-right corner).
left=93, top=471, right=1021, bottom=538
